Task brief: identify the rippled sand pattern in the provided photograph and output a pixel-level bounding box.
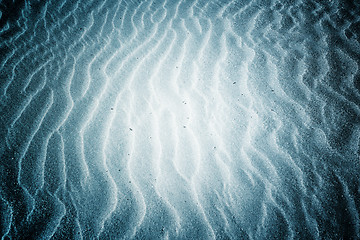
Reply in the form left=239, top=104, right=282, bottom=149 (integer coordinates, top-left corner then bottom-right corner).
left=1, top=0, right=360, bottom=239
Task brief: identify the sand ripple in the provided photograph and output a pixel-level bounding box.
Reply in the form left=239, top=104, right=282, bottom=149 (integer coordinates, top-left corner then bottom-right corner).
left=1, top=0, right=359, bottom=239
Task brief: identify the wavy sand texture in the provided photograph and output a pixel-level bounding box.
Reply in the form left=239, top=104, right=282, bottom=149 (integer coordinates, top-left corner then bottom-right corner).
left=0, top=0, right=359, bottom=239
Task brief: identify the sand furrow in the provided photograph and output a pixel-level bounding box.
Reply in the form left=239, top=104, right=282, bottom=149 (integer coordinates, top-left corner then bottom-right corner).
left=1, top=0, right=359, bottom=239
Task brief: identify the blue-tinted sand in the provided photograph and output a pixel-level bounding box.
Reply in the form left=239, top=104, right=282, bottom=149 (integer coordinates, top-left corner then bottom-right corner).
left=0, top=0, right=359, bottom=239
